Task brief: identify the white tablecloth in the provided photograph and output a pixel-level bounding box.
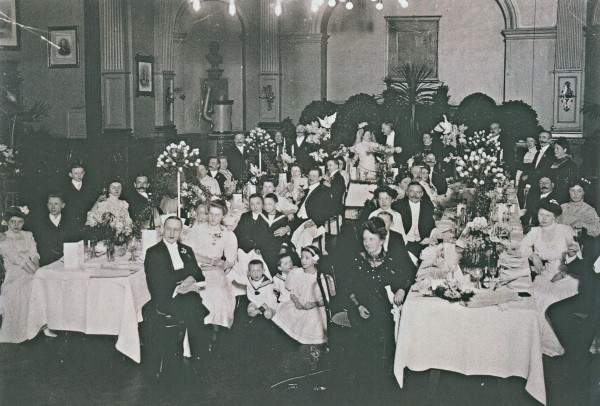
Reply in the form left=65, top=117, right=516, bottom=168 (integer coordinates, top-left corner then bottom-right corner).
left=26, top=257, right=151, bottom=363
left=394, top=291, right=546, bottom=405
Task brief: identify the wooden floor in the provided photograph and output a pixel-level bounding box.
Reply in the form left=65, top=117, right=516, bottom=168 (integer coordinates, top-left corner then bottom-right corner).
left=0, top=301, right=598, bottom=406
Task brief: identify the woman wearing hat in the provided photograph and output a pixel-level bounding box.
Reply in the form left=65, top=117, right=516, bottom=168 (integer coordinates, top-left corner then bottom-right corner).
left=550, top=137, right=578, bottom=203
left=0, top=206, right=55, bottom=342
left=518, top=198, right=580, bottom=356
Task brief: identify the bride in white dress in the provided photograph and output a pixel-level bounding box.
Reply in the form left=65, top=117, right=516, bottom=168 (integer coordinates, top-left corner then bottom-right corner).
left=518, top=199, right=579, bottom=356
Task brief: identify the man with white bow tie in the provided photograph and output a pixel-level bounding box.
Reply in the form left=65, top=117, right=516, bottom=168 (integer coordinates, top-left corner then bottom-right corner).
left=225, top=132, right=248, bottom=180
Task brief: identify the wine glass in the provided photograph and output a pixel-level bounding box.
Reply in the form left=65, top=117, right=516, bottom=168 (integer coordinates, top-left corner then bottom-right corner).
left=573, top=226, right=582, bottom=243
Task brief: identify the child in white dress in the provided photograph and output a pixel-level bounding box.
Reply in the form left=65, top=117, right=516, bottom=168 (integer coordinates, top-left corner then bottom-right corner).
left=273, top=253, right=295, bottom=304
left=272, top=246, right=328, bottom=345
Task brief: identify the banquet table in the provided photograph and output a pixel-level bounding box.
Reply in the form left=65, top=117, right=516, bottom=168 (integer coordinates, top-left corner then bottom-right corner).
left=26, top=256, right=151, bottom=363
left=394, top=265, right=546, bottom=405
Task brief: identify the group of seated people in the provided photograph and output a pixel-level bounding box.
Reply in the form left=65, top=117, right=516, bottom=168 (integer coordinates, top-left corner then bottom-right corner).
left=0, top=124, right=599, bottom=392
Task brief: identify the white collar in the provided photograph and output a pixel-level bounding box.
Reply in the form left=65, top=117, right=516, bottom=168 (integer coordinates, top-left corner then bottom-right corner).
left=329, top=169, right=339, bottom=177
left=210, top=170, right=219, bottom=176
left=409, top=200, right=420, bottom=207
left=163, top=239, right=178, bottom=248
left=308, top=182, right=319, bottom=192
left=252, top=212, right=261, bottom=220
left=540, top=144, right=550, bottom=150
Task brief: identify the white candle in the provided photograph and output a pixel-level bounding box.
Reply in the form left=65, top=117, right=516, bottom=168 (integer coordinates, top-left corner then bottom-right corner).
left=291, top=144, right=295, bottom=157
left=276, top=145, right=280, bottom=158
left=499, top=148, right=504, bottom=162
left=259, top=149, right=262, bottom=172
left=177, top=170, right=181, bottom=218
left=283, top=137, right=286, bottom=151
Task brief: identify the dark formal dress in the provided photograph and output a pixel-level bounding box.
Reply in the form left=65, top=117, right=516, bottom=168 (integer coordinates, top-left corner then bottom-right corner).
left=144, top=240, right=208, bottom=355
left=393, top=198, right=435, bottom=257
left=32, top=214, right=76, bottom=267
left=224, top=145, right=247, bottom=180
left=340, top=250, right=417, bottom=397
left=549, top=156, right=578, bottom=204
left=234, top=211, right=270, bottom=253
left=329, top=170, right=346, bottom=217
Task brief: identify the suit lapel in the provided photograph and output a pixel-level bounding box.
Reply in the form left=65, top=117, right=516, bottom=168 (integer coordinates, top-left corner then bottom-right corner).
left=157, top=240, right=176, bottom=272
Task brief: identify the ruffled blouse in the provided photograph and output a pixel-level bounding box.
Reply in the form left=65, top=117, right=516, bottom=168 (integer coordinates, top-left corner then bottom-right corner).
left=558, top=201, right=600, bottom=237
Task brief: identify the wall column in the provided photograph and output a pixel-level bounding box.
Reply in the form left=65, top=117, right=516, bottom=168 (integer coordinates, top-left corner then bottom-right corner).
left=258, top=0, right=281, bottom=127
left=99, top=0, right=132, bottom=136
left=552, top=0, right=587, bottom=137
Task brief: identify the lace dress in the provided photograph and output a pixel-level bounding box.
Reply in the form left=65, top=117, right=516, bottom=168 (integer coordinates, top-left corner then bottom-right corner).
left=518, top=223, right=579, bottom=356
left=350, top=142, right=380, bottom=181
left=558, top=201, right=600, bottom=237
left=183, top=223, right=238, bottom=328
left=272, top=268, right=327, bottom=344
left=0, top=230, right=41, bottom=343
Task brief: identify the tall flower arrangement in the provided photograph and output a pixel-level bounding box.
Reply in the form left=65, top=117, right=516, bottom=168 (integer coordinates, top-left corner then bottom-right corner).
left=454, top=130, right=506, bottom=189
left=303, top=112, right=336, bottom=145
left=155, top=141, right=202, bottom=217
left=245, top=127, right=276, bottom=154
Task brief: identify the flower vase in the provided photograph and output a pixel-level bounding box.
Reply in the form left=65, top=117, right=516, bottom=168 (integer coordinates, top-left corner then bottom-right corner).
left=106, top=243, right=116, bottom=262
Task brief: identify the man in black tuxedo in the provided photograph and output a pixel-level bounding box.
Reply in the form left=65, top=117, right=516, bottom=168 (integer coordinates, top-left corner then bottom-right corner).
left=290, top=125, right=314, bottom=173
left=224, top=132, right=248, bottom=180
left=424, top=153, right=448, bottom=196
left=127, top=174, right=152, bottom=221
left=144, top=217, right=208, bottom=358
left=523, top=131, right=554, bottom=191
left=392, top=182, right=435, bottom=258
left=33, top=193, right=76, bottom=267
left=291, top=167, right=333, bottom=229
left=521, top=176, right=559, bottom=228
left=62, top=163, right=97, bottom=239
left=207, top=156, right=227, bottom=195
left=325, top=158, right=346, bottom=218
left=234, top=194, right=269, bottom=253
left=376, top=211, right=418, bottom=269
left=380, top=121, right=405, bottom=166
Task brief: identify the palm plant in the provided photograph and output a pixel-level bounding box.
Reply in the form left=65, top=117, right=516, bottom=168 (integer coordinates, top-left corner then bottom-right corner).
left=382, top=63, right=441, bottom=138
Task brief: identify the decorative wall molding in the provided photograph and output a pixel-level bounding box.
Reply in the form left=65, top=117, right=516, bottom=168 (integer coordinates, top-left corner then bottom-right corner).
left=260, top=0, right=279, bottom=74
left=555, top=0, right=586, bottom=70
left=100, top=0, right=125, bottom=71
left=502, top=27, right=557, bottom=40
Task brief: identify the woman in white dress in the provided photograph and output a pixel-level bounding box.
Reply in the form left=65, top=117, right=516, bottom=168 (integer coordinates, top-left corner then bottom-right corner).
left=183, top=201, right=238, bottom=333
left=0, top=206, right=55, bottom=342
left=518, top=199, right=579, bottom=356
left=280, top=164, right=308, bottom=204
left=349, top=129, right=380, bottom=182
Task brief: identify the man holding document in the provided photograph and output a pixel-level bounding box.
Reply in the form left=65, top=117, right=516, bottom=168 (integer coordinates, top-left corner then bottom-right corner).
left=144, top=217, right=208, bottom=359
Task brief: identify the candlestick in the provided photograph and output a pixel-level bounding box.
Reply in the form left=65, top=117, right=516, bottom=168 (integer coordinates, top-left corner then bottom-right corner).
left=177, top=170, right=181, bottom=218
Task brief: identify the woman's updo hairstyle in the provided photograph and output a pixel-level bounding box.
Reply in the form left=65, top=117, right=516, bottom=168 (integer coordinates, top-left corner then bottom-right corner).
left=537, top=198, right=563, bottom=218
left=360, top=217, right=388, bottom=241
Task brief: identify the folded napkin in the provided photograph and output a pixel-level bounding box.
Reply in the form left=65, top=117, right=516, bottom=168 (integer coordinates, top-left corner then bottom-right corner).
left=461, top=287, right=520, bottom=308
left=90, top=269, right=132, bottom=278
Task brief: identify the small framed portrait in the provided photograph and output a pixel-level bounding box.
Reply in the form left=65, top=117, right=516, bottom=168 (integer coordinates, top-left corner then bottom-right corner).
left=135, top=54, right=154, bottom=97
left=0, top=0, right=20, bottom=50
left=48, top=26, right=78, bottom=68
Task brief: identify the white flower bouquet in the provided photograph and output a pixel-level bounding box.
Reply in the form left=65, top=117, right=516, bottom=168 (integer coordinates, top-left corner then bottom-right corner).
left=309, top=148, right=329, bottom=163
left=245, top=127, right=276, bottom=154
left=156, top=141, right=201, bottom=171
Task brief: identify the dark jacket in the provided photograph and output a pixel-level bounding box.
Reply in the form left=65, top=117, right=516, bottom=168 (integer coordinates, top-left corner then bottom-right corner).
left=329, top=171, right=347, bottom=217
left=392, top=198, right=435, bottom=242
left=32, top=214, right=77, bottom=267
left=62, top=180, right=97, bottom=239
left=224, top=145, right=247, bottom=180
left=292, top=183, right=333, bottom=228
left=209, top=171, right=227, bottom=195
left=234, top=211, right=270, bottom=253
left=287, top=137, right=314, bottom=173
left=144, top=240, right=204, bottom=316
left=126, top=189, right=151, bottom=221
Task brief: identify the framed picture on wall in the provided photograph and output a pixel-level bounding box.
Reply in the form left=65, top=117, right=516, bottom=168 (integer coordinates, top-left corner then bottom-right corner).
left=0, top=0, right=20, bottom=50
left=135, top=54, right=154, bottom=97
left=48, top=26, right=79, bottom=68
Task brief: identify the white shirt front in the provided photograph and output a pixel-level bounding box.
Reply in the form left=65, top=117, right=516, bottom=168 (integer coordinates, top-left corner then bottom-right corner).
left=540, top=192, right=550, bottom=199
left=49, top=213, right=61, bottom=227
left=137, top=190, right=149, bottom=199
left=237, top=145, right=244, bottom=155
left=163, top=239, right=184, bottom=270
left=72, top=180, right=82, bottom=191
left=406, top=200, right=421, bottom=242
left=298, top=183, right=319, bottom=219
left=210, top=170, right=219, bottom=178
left=252, top=212, right=260, bottom=221
left=535, top=144, right=550, bottom=168
left=296, top=136, right=305, bottom=147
